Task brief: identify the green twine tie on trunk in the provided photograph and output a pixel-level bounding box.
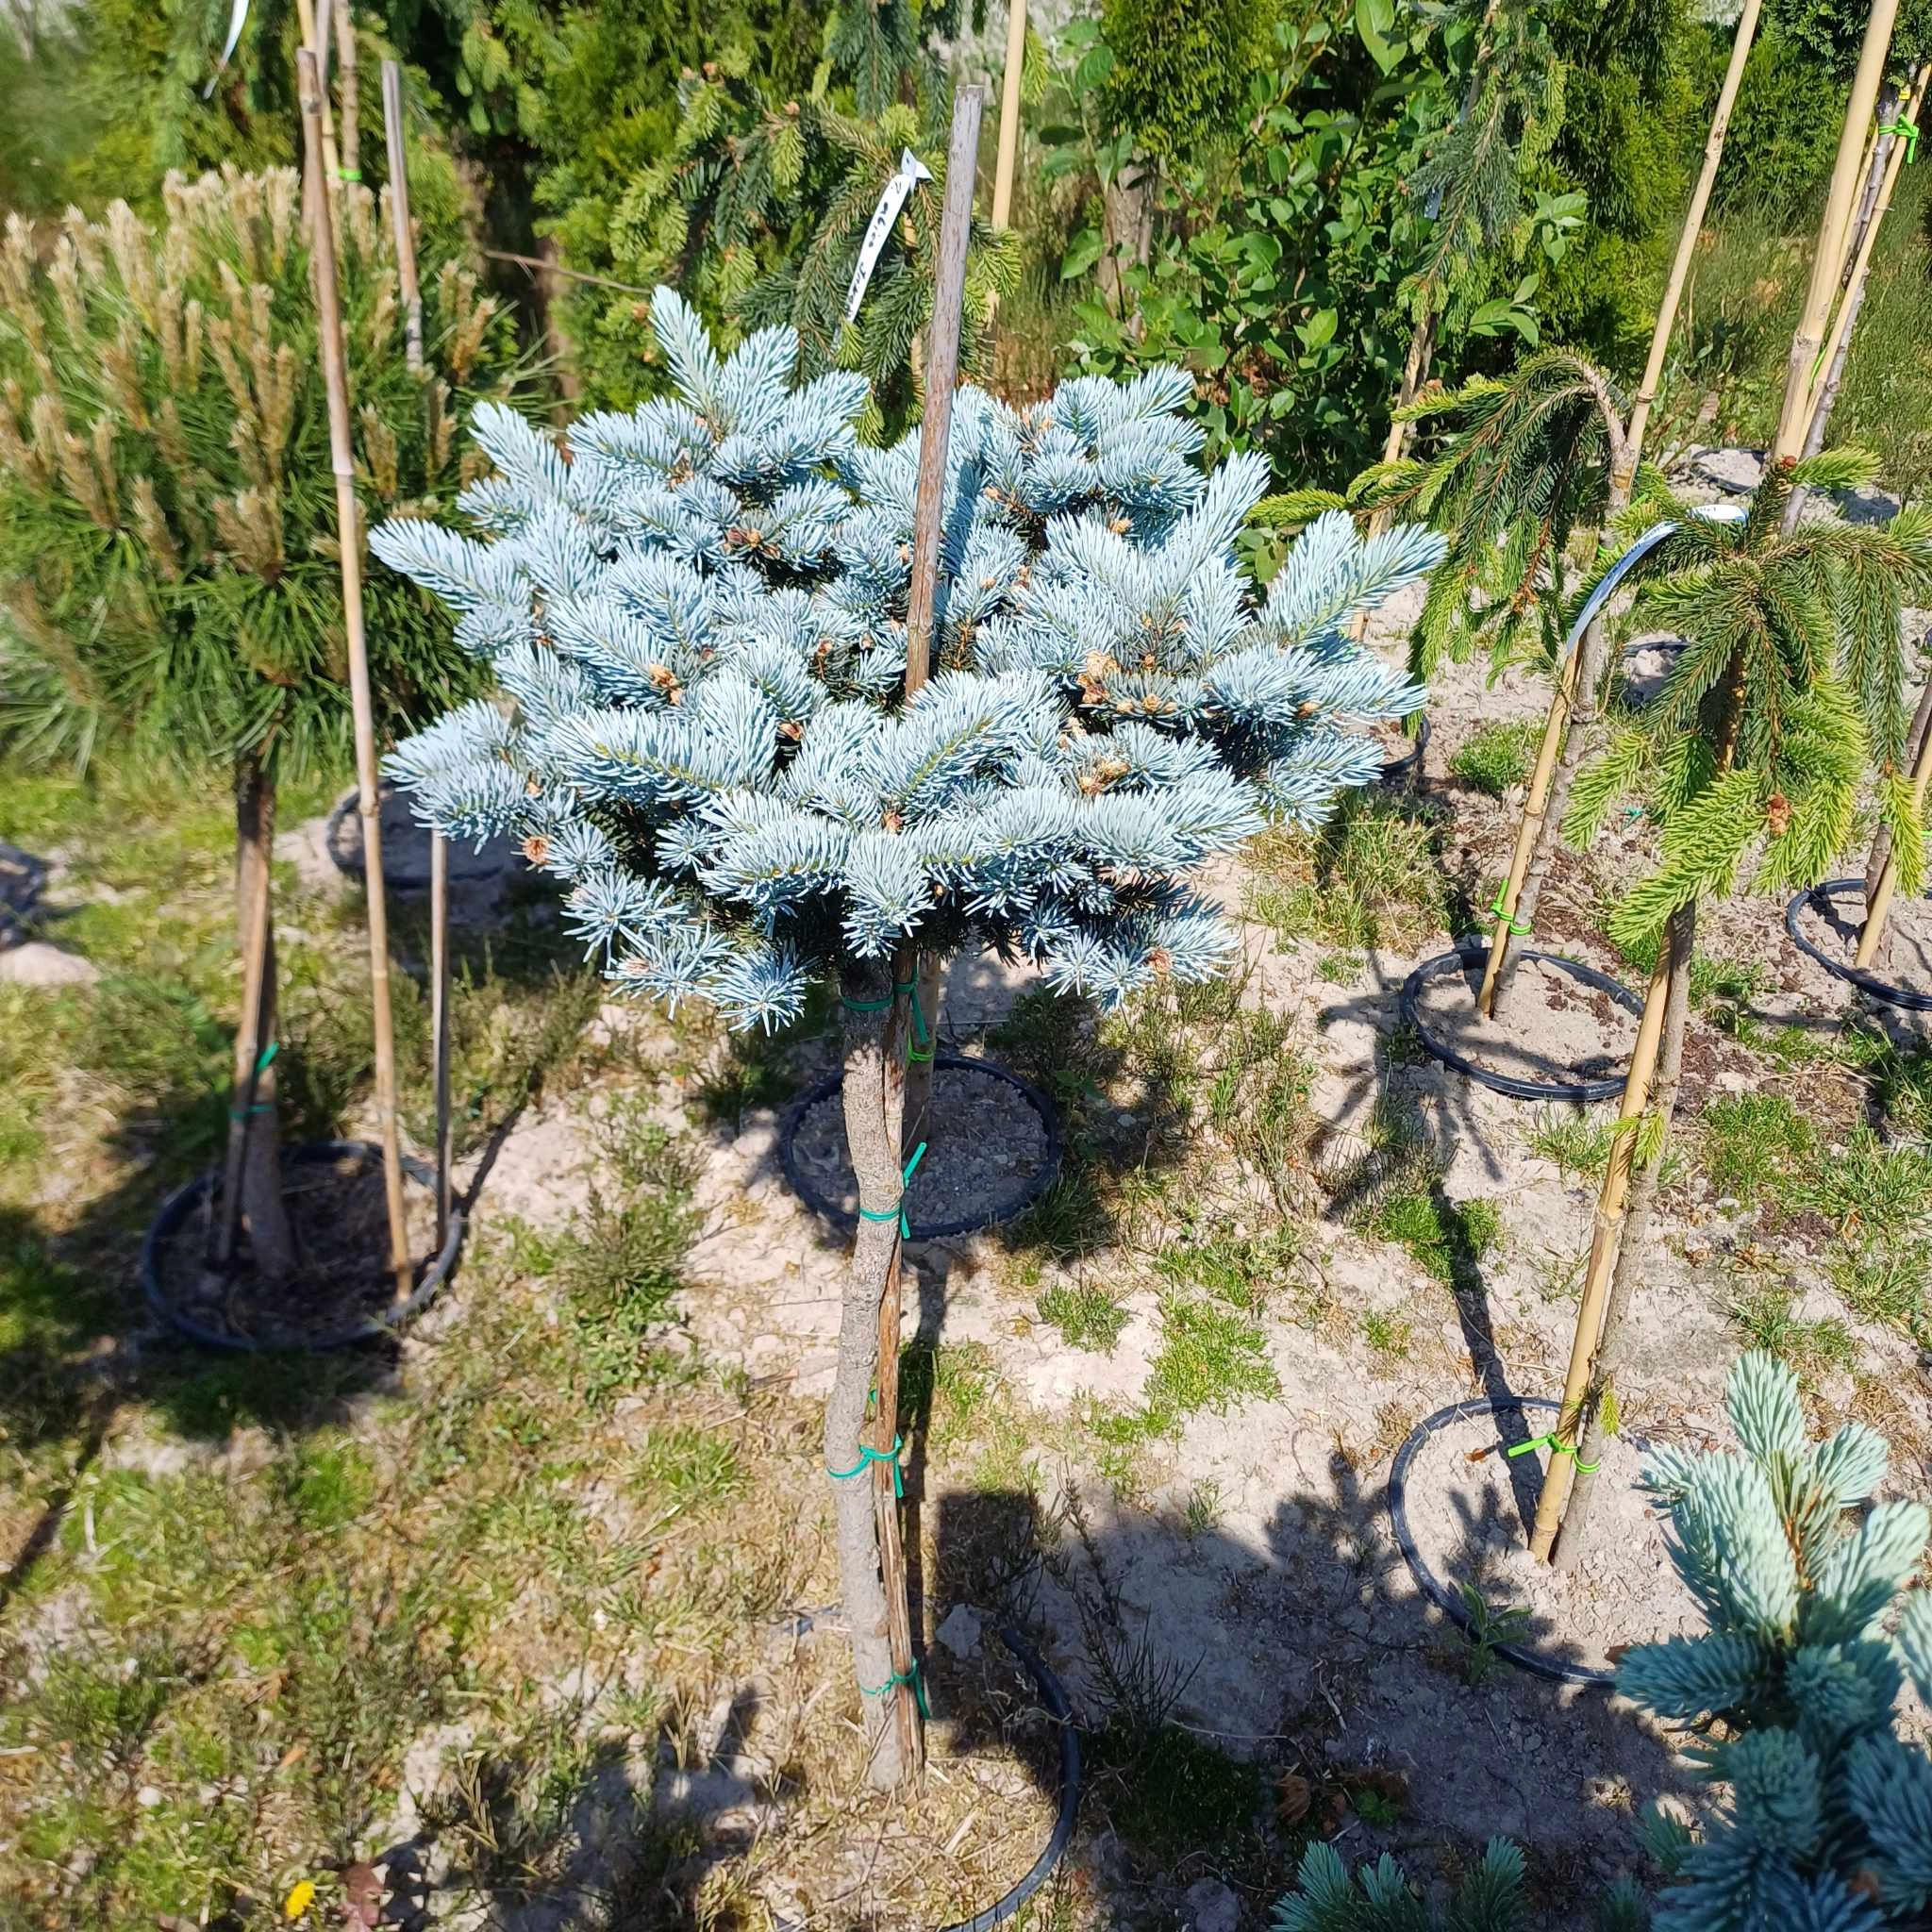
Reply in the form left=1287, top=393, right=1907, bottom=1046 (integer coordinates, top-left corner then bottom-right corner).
left=857, top=1141, right=927, bottom=1238
left=1507, top=1431, right=1600, bottom=1475
left=231, top=1041, right=279, bottom=1118
left=1880, top=116, right=1919, bottom=164
left=826, top=1434, right=905, bottom=1498
left=895, top=980, right=934, bottom=1062
left=861, top=1658, right=930, bottom=1717
left=1490, top=888, right=1532, bottom=938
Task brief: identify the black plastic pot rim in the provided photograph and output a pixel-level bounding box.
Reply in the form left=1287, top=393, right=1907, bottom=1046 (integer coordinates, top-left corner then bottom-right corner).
left=1785, top=878, right=1932, bottom=1015
left=142, top=1139, right=463, bottom=1355
left=1379, top=712, right=1431, bottom=788
left=1388, top=1395, right=1620, bottom=1690
left=1401, top=940, right=1643, bottom=1104
left=779, top=1052, right=1062, bottom=1242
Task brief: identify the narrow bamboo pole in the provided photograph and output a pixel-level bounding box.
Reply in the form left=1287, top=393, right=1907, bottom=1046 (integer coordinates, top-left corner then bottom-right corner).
left=991, top=0, right=1027, bottom=232
left=1855, top=707, right=1932, bottom=966
left=332, top=0, right=358, bottom=182
left=430, top=829, right=452, bottom=1251
left=299, top=47, right=413, bottom=1302
left=294, top=0, right=341, bottom=189
left=1774, top=0, right=1903, bottom=463
left=1804, top=63, right=1931, bottom=456
left=1476, top=652, right=1575, bottom=1015
left=868, top=82, right=986, bottom=1780
left=210, top=800, right=275, bottom=1270
left=1526, top=942, right=1673, bottom=1559
left=1614, top=0, right=1763, bottom=498
left=380, top=60, right=424, bottom=374
left=1551, top=901, right=1697, bottom=1569
left=1866, top=636, right=1932, bottom=898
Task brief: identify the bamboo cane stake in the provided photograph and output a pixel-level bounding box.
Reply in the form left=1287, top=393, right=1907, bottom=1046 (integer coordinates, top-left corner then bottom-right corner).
left=991, top=0, right=1026, bottom=233
left=299, top=47, right=413, bottom=1303
left=1866, top=635, right=1932, bottom=899
left=210, top=811, right=275, bottom=1269
left=430, top=829, right=452, bottom=1251
left=1774, top=0, right=1902, bottom=463
left=1804, top=63, right=1930, bottom=456
left=380, top=60, right=424, bottom=374
left=1475, top=652, right=1575, bottom=1015
left=1614, top=0, right=1763, bottom=498
left=1855, top=704, right=1932, bottom=966
left=294, top=0, right=341, bottom=189
left=1526, top=942, right=1672, bottom=1560
left=867, top=82, right=986, bottom=1778
left=333, top=0, right=358, bottom=181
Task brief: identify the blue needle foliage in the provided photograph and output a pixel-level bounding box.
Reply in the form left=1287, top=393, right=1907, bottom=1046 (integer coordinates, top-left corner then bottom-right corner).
left=374, top=289, right=1441, bottom=1032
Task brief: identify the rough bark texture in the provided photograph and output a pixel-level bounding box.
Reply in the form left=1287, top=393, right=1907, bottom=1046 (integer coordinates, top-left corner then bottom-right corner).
left=1552, top=904, right=1696, bottom=1573
left=235, top=763, right=296, bottom=1281
left=826, top=961, right=909, bottom=1790
left=1491, top=609, right=1614, bottom=1021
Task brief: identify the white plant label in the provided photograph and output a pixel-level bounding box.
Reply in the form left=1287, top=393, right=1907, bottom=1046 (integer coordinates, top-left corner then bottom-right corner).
left=844, top=149, right=933, bottom=325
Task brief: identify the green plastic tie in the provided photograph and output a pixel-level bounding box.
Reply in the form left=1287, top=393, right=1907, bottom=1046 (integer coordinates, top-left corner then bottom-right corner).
left=894, top=978, right=934, bottom=1063
left=860, top=1658, right=930, bottom=1717
left=857, top=1141, right=927, bottom=1239
left=841, top=992, right=894, bottom=1013
left=1507, top=1432, right=1600, bottom=1476
left=1489, top=888, right=1532, bottom=938
left=336, top=167, right=363, bottom=181
left=827, top=1435, right=905, bottom=1498
left=230, top=1041, right=279, bottom=1118
left=1880, top=116, right=1919, bottom=164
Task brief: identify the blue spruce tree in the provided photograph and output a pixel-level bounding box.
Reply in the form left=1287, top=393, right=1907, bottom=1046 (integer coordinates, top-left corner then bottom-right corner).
left=371, top=290, right=1441, bottom=1785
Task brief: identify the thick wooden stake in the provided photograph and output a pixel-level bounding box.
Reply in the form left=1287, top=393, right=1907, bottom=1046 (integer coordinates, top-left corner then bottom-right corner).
left=1774, top=0, right=1902, bottom=465
left=1526, top=941, right=1672, bottom=1560
left=299, top=47, right=412, bottom=1303
left=1476, top=653, right=1576, bottom=1015
left=380, top=60, right=424, bottom=374
left=211, top=798, right=276, bottom=1270
left=333, top=0, right=358, bottom=183
left=1804, top=63, right=1931, bottom=458
left=1614, top=0, right=1763, bottom=498
left=864, top=80, right=986, bottom=1782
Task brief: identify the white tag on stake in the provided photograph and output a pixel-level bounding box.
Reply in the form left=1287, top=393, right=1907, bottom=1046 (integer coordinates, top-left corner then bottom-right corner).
left=844, top=148, right=934, bottom=325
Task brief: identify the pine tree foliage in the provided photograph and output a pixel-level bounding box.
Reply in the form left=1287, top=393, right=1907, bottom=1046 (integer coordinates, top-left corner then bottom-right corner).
left=1353, top=348, right=1631, bottom=678
left=1400, top=0, right=1566, bottom=328
left=372, top=291, right=1440, bottom=1031
left=0, top=168, right=517, bottom=774
left=1559, top=456, right=1932, bottom=948
left=1616, top=1351, right=1932, bottom=1931
left=591, top=58, right=1015, bottom=422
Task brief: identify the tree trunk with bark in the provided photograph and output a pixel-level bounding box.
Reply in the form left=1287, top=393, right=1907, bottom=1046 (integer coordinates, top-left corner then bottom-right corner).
left=234, top=759, right=297, bottom=1281
left=825, top=960, right=914, bottom=1790
left=1551, top=899, right=1696, bottom=1571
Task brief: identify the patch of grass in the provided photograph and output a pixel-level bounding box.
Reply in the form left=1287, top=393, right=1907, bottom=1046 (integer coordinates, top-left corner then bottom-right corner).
left=1525, top=1110, right=1616, bottom=1181
left=1368, top=1190, right=1502, bottom=1286
left=1728, top=1285, right=1857, bottom=1385
left=1690, top=953, right=1770, bottom=1009
left=1154, top=1226, right=1298, bottom=1317
left=1142, top=1295, right=1281, bottom=1425
left=899, top=1340, right=997, bottom=1456
left=1248, top=791, right=1452, bottom=954
left=1089, top=1720, right=1258, bottom=1858
left=1449, top=720, right=1539, bottom=797
left=1698, top=1093, right=1816, bottom=1206
left=633, top=1425, right=744, bottom=1514
left=1183, top=1479, right=1224, bottom=1538
left=276, top=1441, right=375, bottom=1533
left=556, top=1121, right=698, bottom=1403
left=1036, top=1280, right=1129, bottom=1352
left=1361, top=1309, right=1412, bottom=1358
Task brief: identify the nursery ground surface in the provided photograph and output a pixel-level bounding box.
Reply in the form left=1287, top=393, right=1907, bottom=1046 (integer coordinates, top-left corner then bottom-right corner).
left=3, top=549, right=1931, bottom=1929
